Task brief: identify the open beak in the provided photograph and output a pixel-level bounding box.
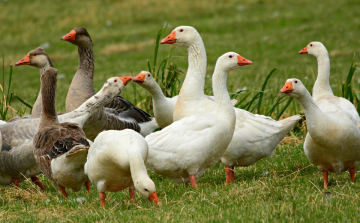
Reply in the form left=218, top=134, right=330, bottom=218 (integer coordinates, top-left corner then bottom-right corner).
left=161, top=31, right=176, bottom=44
left=61, top=30, right=76, bottom=42
left=119, top=76, right=133, bottom=86
left=280, top=81, right=294, bottom=94
left=237, top=55, right=253, bottom=66
left=15, top=54, right=30, bottom=66
left=148, top=191, right=160, bottom=204
left=299, top=45, right=308, bottom=54
left=133, top=73, right=145, bottom=84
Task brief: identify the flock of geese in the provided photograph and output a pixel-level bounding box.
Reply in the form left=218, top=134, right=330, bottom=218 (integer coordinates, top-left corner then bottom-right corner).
left=0, top=25, right=359, bottom=208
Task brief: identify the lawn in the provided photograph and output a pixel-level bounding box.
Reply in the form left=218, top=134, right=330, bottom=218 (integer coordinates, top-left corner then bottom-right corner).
left=1, top=0, right=360, bottom=222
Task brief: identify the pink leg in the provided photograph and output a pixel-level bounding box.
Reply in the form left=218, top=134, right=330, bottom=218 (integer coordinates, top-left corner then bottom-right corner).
left=349, top=168, right=356, bottom=182
left=31, top=176, right=45, bottom=190
left=59, top=185, right=68, bottom=198
left=322, top=170, right=328, bottom=189
left=189, top=175, right=198, bottom=189
left=85, top=181, right=91, bottom=193
left=11, top=178, right=19, bottom=189
left=129, top=188, right=135, bottom=203
left=225, top=166, right=235, bottom=185
left=99, top=192, right=106, bottom=208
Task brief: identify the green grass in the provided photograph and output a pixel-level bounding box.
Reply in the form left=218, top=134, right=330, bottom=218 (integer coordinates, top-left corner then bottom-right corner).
left=1, top=0, right=360, bottom=221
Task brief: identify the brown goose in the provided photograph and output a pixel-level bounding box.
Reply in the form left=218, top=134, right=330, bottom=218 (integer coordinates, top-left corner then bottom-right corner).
left=0, top=75, right=132, bottom=190
left=15, top=47, right=54, bottom=118
left=61, top=27, right=158, bottom=140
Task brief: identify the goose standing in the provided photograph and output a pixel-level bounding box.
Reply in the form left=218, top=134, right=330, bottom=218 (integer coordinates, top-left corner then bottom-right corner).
left=15, top=47, right=54, bottom=118
left=280, top=78, right=360, bottom=188
left=161, top=26, right=300, bottom=184
left=60, top=27, right=158, bottom=139
left=145, top=52, right=244, bottom=187
left=299, top=42, right=360, bottom=121
left=85, top=129, right=159, bottom=207
left=0, top=75, right=133, bottom=190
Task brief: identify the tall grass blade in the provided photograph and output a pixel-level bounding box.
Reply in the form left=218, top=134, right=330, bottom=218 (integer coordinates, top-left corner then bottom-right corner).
left=275, top=97, right=294, bottom=120
left=257, top=68, right=276, bottom=114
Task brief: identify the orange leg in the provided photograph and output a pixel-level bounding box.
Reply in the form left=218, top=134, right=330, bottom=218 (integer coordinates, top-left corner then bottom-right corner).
left=225, top=166, right=235, bottom=185
left=31, top=176, right=45, bottom=191
left=85, top=181, right=91, bottom=193
left=129, top=188, right=135, bottom=203
left=11, top=178, right=19, bottom=189
left=349, top=168, right=356, bottom=182
left=189, top=175, right=198, bottom=189
left=59, top=185, right=68, bottom=198
left=99, top=192, right=106, bottom=208
left=322, top=170, right=328, bottom=189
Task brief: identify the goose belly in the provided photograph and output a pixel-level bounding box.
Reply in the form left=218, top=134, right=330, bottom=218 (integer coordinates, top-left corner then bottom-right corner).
left=51, top=151, right=88, bottom=191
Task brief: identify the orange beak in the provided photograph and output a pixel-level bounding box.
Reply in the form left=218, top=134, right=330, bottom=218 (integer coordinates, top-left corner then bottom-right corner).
left=237, top=55, right=253, bottom=66
left=133, top=73, right=146, bottom=84
left=299, top=45, right=308, bottom=54
left=280, top=81, right=294, bottom=94
left=119, top=76, right=132, bottom=86
left=148, top=191, right=160, bottom=204
left=161, top=31, right=176, bottom=44
left=15, top=54, right=30, bottom=66
left=61, top=30, right=76, bottom=43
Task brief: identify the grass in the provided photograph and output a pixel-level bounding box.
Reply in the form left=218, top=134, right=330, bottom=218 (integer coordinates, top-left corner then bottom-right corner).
left=1, top=0, right=360, bottom=222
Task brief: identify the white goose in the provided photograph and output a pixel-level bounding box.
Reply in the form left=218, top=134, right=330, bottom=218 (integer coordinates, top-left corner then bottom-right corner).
left=85, top=129, right=159, bottom=208
left=145, top=52, right=244, bottom=188
left=161, top=26, right=300, bottom=184
left=280, top=78, right=360, bottom=188
left=0, top=76, right=133, bottom=189
left=299, top=41, right=360, bottom=121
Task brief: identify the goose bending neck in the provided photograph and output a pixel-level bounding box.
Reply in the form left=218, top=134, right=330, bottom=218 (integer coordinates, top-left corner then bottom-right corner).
left=39, top=72, right=58, bottom=128
left=74, top=87, right=114, bottom=114
left=180, top=40, right=207, bottom=99
left=313, top=50, right=333, bottom=99
left=142, top=82, right=166, bottom=101
left=293, top=91, right=323, bottom=124
left=128, top=149, right=147, bottom=183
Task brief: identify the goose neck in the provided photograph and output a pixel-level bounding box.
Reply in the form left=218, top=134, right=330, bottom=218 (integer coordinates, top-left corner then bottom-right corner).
left=74, top=87, right=114, bottom=113
left=293, top=90, right=323, bottom=123
left=143, top=83, right=166, bottom=101
left=313, top=52, right=333, bottom=98
left=180, top=40, right=207, bottom=98
left=78, top=46, right=94, bottom=79
left=39, top=73, right=58, bottom=127
left=212, top=68, right=233, bottom=111
left=128, top=149, right=148, bottom=182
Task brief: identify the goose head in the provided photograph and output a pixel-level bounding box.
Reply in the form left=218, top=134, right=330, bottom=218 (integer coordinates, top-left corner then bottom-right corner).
left=133, top=71, right=157, bottom=87
left=134, top=177, right=159, bottom=204
left=299, top=41, right=328, bottom=58
left=61, top=27, right=92, bottom=48
left=15, top=47, right=53, bottom=69
left=101, top=76, right=132, bottom=97
left=161, top=26, right=201, bottom=47
left=280, top=78, right=308, bottom=99
left=216, top=52, right=253, bottom=73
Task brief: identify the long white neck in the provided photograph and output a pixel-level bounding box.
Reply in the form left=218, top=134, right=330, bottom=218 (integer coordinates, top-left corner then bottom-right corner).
left=142, top=82, right=167, bottom=102
left=128, top=149, right=148, bottom=185
left=178, top=39, right=207, bottom=100
left=212, top=67, right=235, bottom=120
left=312, top=50, right=333, bottom=99
left=32, top=62, right=52, bottom=118
left=74, top=88, right=115, bottom=113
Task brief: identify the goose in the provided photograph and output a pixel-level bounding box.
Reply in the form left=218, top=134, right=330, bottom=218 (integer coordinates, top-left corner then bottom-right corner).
left=299, top=42, right=360, bottom=121
left=133, top=71, right=238, bottom=128
left=145, top=52, right=244, bottom=188
left=15, top=47, right=54, bottom=118
left=60, top=27, right=158, bottom=139
left=84, top=129, right=159, bottom=207
left=0, top=75, right=133, bottom=190
left=280, top=78, right=360, bottom=188
left=161, top=26, right=300, bottom=184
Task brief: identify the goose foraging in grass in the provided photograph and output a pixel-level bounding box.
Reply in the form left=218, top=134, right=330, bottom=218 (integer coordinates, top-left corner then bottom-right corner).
left=161, top=26, right=300, bottom=184
left=60, top=27, right=158, bottom=139
left=280, top=78, right=360, bottom=188
left=85, top=129, right=159, bottom=208
left=145, top=52, right=245, bottom=188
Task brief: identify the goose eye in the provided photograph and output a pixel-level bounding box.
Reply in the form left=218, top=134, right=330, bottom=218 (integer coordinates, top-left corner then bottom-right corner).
left=295, top=80, right=298, bottom=84
left=148, top=74, right=150, bottom=77
left=310, top=44, right=313, bottom=47
left=33, top=54, right=36, bottom=56
left=114, top=79, right=117, bottom=83
left=179, top=29, right=184, bottom=32
left=229, top=55, right=233, bottom=58
left=144, top=188, right=148, bottom=191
